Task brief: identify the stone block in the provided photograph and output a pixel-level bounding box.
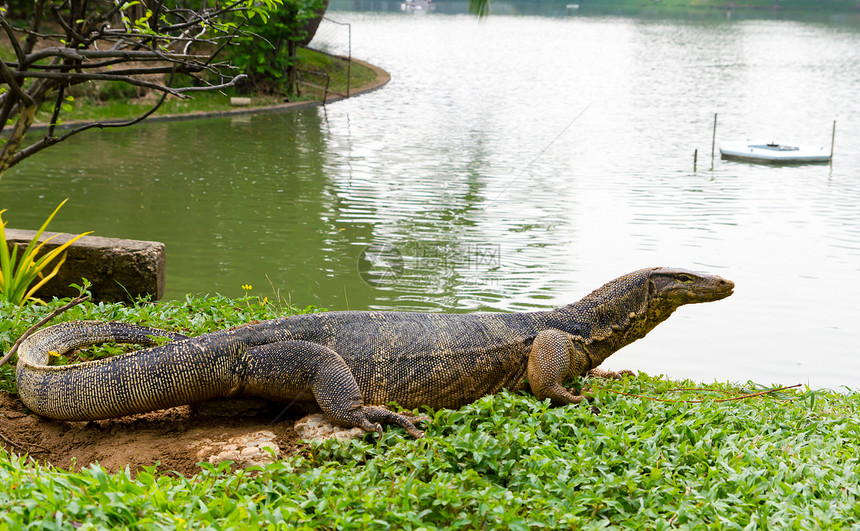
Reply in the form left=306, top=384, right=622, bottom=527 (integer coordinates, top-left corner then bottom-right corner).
left=3, top=230, right=165, bottom=303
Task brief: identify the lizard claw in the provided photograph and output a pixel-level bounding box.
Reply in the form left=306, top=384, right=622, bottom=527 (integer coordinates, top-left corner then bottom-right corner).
left=588, top=367, right=635, bottom=380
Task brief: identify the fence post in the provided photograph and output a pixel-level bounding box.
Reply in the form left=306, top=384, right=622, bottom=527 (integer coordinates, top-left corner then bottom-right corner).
left=347, top=22, right=352, bottom=97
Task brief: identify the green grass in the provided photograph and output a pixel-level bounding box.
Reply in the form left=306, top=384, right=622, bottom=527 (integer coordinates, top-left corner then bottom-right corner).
left=2, top=296, right=860, bottom=528
left=33, top=48, right=378, bottom=126
left=295, top=48, right=378, bottom=96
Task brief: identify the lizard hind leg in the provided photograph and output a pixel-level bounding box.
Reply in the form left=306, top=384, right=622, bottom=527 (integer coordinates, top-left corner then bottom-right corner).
left=360, top=406, right=425, bottom=439
left=241, top=340, right=424, bottom=438
left=310, top=364, right=425, bottom=439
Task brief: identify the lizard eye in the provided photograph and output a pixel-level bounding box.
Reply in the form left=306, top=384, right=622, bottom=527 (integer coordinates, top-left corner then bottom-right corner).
left=676, top=273, right=694, bottom=283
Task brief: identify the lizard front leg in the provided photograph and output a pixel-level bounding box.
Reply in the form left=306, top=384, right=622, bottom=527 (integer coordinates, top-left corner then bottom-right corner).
left=527, top=329, right=591, bottom=405
left=239, top=340, right=424, bottom=438
left=587, top=367, right=636, bottom=380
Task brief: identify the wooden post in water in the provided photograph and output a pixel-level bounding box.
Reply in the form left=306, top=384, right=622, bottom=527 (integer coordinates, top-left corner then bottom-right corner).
left=830, top=120, right=836, bottom=162
left=693, top=149, right=698, bottom=173
left=710, top=113, right=718, bottom=170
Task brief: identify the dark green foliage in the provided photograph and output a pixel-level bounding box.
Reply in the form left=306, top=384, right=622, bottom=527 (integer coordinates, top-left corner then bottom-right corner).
left=229, top=0, right=327, bottom=95
left=67, top=81, right=147, bottom=103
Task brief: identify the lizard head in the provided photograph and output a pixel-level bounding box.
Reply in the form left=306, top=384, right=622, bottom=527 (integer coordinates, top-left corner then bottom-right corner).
left=648, top=267, right=734, bottom=306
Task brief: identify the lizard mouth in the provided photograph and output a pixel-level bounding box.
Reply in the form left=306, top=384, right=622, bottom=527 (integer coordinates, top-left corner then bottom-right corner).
left=699, top=277, right=734, bottom=301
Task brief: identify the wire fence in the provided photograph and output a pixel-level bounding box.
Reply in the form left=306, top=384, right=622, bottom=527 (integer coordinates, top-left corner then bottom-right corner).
left=308, top=17, right=352, bottom=59
left=302, top=17, right=353, bottom=98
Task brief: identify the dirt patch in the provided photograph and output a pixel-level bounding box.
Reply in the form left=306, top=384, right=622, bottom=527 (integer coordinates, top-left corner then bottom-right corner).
left=0, top=393, right=311, bottom=477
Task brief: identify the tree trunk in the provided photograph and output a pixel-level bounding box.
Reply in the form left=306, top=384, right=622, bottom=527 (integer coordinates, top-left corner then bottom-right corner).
left=0, top=104, right=38, bottom=180
left=299, top=0, right=330, bottom=46
left=287, top=40, right=298, bottom=96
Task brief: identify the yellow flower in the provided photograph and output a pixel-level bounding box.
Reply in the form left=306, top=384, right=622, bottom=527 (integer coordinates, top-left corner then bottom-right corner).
left=242, top=284, right=252, bottom=291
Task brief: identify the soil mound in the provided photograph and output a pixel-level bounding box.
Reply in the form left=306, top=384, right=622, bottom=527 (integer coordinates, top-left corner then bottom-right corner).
left=0, top=393, right=309, bottom=476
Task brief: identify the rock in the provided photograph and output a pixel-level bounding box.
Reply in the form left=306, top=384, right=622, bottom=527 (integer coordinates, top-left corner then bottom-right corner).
left=294, top=414, right=366, bottom=442
left=3, top=229, right=165, bottom=302
left=294, top=412, right=432, bottom=442
left=191, top=430, right=280, bottom=468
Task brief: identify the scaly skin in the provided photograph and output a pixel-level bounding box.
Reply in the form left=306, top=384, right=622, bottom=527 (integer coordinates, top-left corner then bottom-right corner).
left=15, top=267, right=733, bottom=438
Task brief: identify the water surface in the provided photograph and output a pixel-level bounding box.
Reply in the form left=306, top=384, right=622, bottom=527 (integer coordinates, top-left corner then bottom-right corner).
left=3, top=12, right=859, bottom=389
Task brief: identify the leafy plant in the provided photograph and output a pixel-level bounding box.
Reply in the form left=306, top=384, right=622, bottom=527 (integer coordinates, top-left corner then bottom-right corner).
left=0, top=199, right=91, bottom=306
left=229, top=0, right=327, bottom=95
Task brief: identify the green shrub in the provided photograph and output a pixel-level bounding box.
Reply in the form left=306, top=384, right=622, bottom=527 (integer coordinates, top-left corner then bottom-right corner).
left=228, top=0, right=326, bottom=95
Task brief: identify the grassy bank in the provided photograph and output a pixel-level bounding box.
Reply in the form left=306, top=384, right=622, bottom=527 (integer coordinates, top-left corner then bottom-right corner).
left=31, top=48, right=378, bottom=127
left=2, top=296, right=860, bottom=528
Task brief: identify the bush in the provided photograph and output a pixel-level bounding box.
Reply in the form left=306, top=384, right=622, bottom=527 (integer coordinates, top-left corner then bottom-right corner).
left=228, top=0, right=327, bottom=95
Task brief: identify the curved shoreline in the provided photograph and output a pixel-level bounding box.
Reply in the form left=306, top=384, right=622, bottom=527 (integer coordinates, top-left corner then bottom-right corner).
left=32, top=58, right=390, bottom=130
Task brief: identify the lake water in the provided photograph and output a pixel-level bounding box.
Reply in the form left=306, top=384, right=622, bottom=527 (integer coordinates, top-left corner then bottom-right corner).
left=3, top=8, right=860, bottom=389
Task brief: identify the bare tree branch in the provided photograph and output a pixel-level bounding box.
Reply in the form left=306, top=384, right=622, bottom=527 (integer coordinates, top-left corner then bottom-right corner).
left=23, top=0, right=49, bottom=55
left=0, top=16, right=27, bottom=66
left=0, top=0, right=294, bottom=176
left=50, top=2, right=88, bottom=45
left=0, top=293, right=91, bottom=369
left=9, top=67, right=175, bottom=165
left=0, top=59, right=35, bottom=107
left=174, top=74, right=247, bottom=93
left=0, top=89, right=18, bottom=140
left=159, top=0, right=246, bottom=32
left=7, top=71, right=246, bottom=167
left=10, top=47, right=214, bottom=68
left=86, top=0, right=125, bottom=33
left=13, top=71, right=187, bottom=96
left=12, top=47, right=86, bottom=64
left=47, top=84, right=66, bottom=138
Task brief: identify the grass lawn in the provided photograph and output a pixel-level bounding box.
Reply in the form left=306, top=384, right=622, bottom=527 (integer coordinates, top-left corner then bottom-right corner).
left=31, top=48, right=379, bottom=127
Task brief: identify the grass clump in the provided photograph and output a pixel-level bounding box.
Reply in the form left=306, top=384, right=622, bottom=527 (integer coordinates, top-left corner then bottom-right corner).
left=2, top=296, right=860, bottom=527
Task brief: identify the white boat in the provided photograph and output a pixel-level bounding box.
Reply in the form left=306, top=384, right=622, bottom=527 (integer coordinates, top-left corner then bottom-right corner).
left=720, top=140, right=831, bottom=164
left=401, top=0, right=434, bottom=12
